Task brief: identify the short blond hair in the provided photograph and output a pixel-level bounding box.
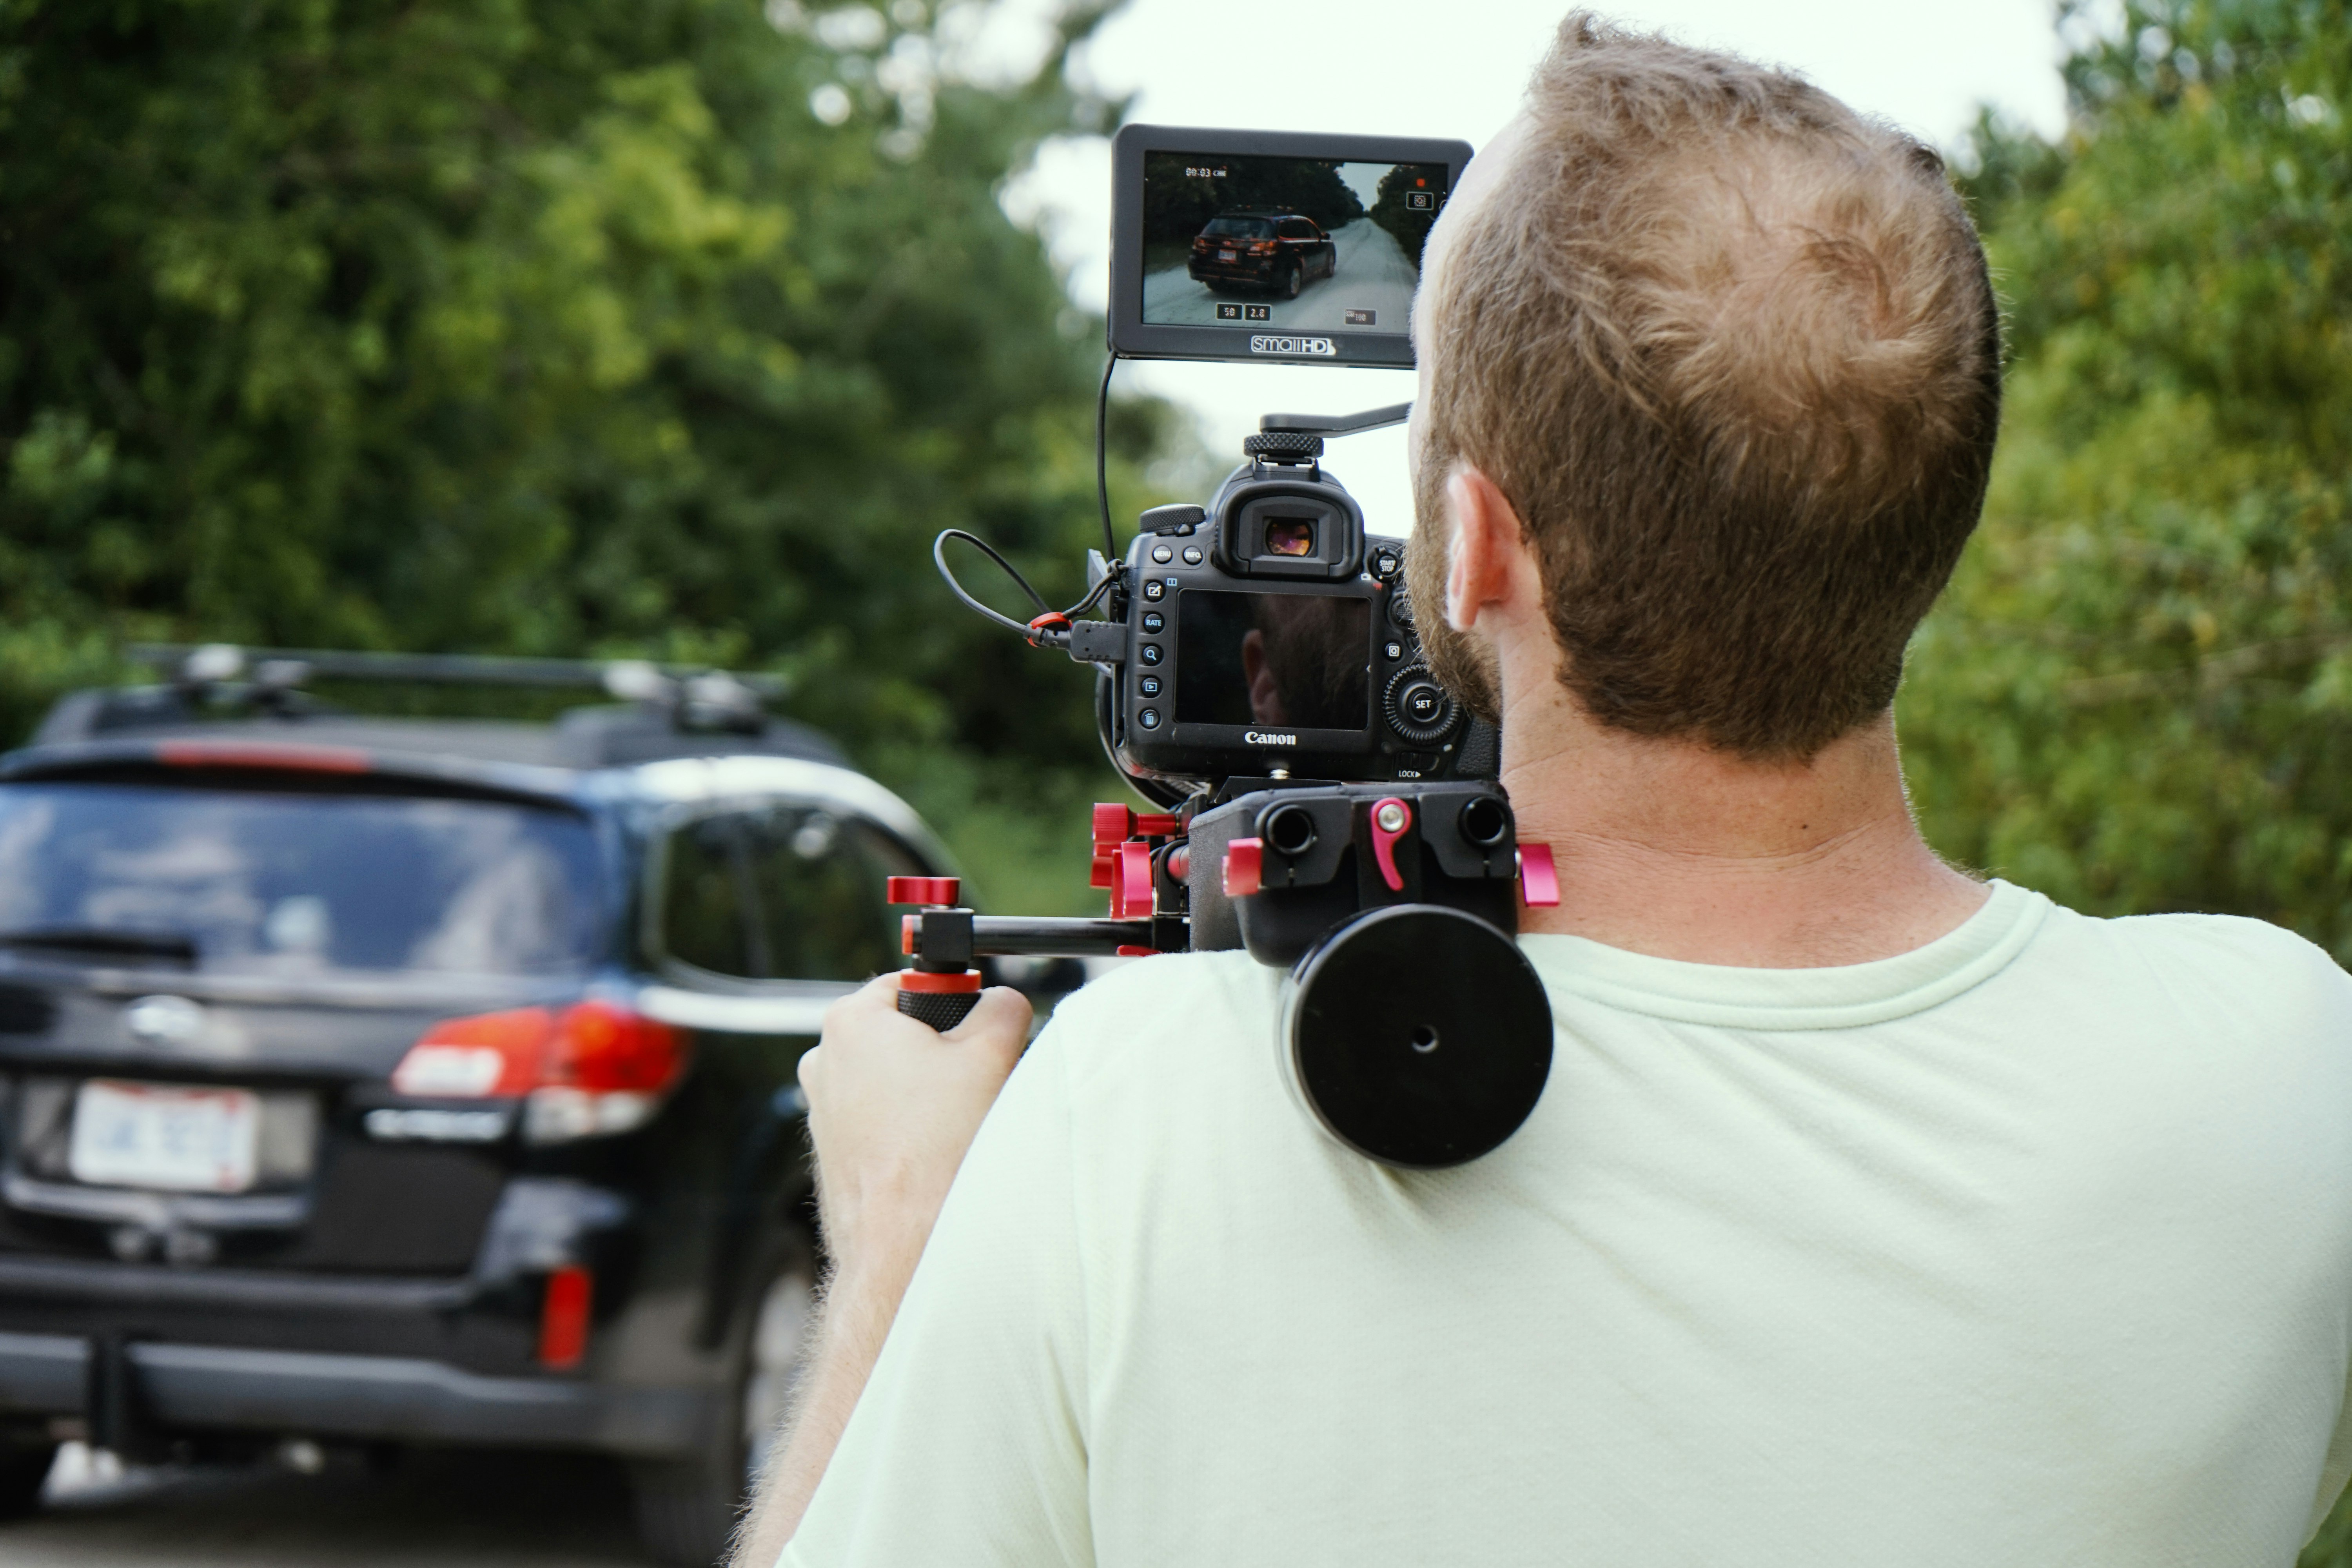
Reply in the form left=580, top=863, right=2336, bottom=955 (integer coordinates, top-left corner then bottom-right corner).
left=1412, top=13, right=2002, bottom=759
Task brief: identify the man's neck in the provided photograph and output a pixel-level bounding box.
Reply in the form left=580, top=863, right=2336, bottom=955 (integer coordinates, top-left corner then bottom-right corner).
left=1498, top=685, right=1986, bottom=969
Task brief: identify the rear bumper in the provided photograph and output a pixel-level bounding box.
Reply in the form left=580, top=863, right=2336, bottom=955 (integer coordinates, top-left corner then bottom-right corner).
left=1189, top=256, right=1280, bottom=283
left=0, top=1329, right=712, bottom=1457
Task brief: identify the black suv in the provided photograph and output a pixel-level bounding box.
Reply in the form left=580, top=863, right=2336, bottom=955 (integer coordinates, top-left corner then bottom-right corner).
left=0, top=648, right=966, bottom=1563
left=1187, top=208, right=1338, bottom=298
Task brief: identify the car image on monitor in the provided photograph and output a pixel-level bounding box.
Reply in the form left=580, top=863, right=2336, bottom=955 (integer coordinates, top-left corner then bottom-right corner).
left=1187, top=210, right=1337, bottom=298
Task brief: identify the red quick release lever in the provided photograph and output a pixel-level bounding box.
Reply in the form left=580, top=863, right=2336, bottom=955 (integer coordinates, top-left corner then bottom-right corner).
left=1109, top=841, right=1156, bottom=919
left=1223, top=838, right=1263, bottom=898
left=1517, top=844, right=1560, bottom=907
left=1370, top=797, right=1411, bottom=893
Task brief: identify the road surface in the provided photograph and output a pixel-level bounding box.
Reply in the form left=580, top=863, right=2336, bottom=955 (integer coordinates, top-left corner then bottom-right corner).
left=1143, top=218, right=1419, bottom=335
left=0, top=1443, right=662, bottom=1567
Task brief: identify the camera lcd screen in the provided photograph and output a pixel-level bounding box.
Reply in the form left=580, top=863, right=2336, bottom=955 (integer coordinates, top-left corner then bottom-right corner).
left=1175, top=590, right=1371, bottom=730
left=1140, top=152, right=1450, bottom=338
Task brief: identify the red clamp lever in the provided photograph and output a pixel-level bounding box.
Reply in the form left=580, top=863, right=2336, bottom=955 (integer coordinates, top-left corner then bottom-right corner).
left=1109, top=841, right=1156, bottom=919
left=1517, top=844, right=1560, bottom=907
left=1223, top=838, right=1263, bottom=898
left=1370, top=797, right=1412, bottom=893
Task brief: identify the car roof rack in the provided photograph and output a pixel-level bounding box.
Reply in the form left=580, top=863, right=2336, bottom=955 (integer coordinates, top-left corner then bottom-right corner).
left=20, top=645, right=848, bottom=771
left=129, top=641, right=778, bottom=717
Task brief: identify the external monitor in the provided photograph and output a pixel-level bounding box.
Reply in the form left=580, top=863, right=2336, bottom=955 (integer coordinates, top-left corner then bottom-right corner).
left=1108, top=124, right=1474, bottom=369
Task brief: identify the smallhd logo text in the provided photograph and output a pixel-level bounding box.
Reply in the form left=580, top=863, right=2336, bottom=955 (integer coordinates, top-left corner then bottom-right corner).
left=1250, top=336, right=1335, bottom=358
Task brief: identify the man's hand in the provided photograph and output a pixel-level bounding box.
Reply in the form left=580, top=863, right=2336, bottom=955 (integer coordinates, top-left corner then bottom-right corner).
left=731, top=973, right=1032, bottom=1568
left=799, top=976, right=1033, bottom=1275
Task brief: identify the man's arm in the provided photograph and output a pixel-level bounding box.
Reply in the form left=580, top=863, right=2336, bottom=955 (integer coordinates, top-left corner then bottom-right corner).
left=731, top=974, right=1032, bottom=1568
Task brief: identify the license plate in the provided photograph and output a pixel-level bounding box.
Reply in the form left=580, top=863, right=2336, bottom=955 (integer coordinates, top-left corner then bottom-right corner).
left=69, top=1079, right=260, bottom=1194
left=1219, top=249, right=1236, bottom=261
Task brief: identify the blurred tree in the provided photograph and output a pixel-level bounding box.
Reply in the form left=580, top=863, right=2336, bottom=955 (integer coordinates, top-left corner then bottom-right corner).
left=1903, top=0, right=2352, bottom=960
left=1367, top=161, right=1443, bottom=268
left=0, top=0, right=1183, bottom=911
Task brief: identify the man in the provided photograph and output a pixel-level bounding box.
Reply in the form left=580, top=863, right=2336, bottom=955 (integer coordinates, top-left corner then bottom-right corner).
left=740, top=15, right=2352, bottom=1566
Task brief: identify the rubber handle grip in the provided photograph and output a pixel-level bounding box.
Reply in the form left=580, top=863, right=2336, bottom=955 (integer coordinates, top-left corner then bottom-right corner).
left=897, top=985, right=983, bottom=1031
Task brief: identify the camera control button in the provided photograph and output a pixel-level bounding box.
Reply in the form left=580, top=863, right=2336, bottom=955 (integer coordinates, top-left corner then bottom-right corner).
left=1384, top=641, right=1404, bottom=661
left=1142, top=579, right=1165, bottom=600
left=1141, top=611, right=1165, bottom=634
left=1138, top=707, right=1162, bottom=730
left=1388, top=588, right=1416, bottom=631
left=1384, top=665, right=1459, bottom=745
left=1181, top=546, right=1204, bottom=565
left=1371, top=548, right=1403, bottom=581
left=1138, top=675, right=1162, bottom=697
left=1151, top=544, right=1175, bottom=564
left=1139, top=643, right=1163, bottom=666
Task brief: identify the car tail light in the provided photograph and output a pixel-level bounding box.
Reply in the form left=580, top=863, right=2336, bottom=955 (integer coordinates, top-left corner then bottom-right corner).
left=539, top=1264, right=593, bottom=1369
left=1250, top=240, right=1276, bottom=254
left=390, top=1001, right=688, bottom=1144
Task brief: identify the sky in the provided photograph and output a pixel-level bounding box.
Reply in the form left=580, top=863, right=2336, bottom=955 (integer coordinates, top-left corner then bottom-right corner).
left=968, top=0, right=2077, bottom=535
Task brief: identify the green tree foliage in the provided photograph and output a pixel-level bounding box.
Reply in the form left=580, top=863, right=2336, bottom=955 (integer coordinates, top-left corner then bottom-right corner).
left=1902, top=0, right=2352, bottom=958
left=1367, top=162, right=1442, bottom=267
left=0, top=0, right=1176, bottom=910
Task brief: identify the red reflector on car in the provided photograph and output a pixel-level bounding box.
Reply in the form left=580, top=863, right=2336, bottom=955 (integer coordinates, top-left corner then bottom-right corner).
left=153, top=741, right=373, bottom=773
left=539, top=1264, right=593, bottom=1369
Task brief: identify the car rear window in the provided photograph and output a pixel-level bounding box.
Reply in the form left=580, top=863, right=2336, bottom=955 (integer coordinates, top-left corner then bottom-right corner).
left=0, top=781, right=604, bottom=977
left=1202, top=216, right=1274, bottom=239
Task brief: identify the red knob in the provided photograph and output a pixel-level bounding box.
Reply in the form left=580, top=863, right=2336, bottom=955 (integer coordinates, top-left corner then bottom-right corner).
left=1092, top=802, right=1134, bottom=853
left=1223, top=838, right=1263, bottom=898
left=886, top=876, right=961, bottom=906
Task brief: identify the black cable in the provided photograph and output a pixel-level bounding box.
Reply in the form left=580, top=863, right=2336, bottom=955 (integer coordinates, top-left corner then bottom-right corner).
left=1094, top=352, right=1118, bottom=563
left=934, top=528, right=1121, bottom=647
left=934, top=530, right=1055, bottom=639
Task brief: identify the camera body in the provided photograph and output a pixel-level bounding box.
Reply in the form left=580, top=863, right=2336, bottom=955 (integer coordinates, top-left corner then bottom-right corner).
left=1109, top=453, right=1475, bottom=791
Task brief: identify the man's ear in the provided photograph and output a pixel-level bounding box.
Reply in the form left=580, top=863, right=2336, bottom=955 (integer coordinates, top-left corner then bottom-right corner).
left=1443, top=467, right=1535, bottom=634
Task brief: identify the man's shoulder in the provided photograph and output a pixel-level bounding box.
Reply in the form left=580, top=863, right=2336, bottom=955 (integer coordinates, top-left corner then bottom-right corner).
left=2042, top=902, right=2347, bottom=996
left=2027, top=900, right=2352, bottom=1044
left=1024, top=951, right=1315, bottom=1167
left=1039, top=950, right=1280, bottom=1075
left=1040, top=949, right=1279, bottom=1034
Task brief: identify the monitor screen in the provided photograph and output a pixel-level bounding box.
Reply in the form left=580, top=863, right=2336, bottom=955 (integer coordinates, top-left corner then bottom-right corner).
left=1140, top=152, right=1451, bottom=339
left=1174, top=590, right=1372, bottom=731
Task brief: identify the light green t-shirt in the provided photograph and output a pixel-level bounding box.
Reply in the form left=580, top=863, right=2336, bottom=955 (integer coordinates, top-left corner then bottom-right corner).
left=786, top=882, right=2352, bottom=1566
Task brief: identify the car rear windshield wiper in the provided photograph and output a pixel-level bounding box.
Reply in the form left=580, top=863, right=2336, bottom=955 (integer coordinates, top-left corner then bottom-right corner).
left=0, top=927, right=200, bottom=965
